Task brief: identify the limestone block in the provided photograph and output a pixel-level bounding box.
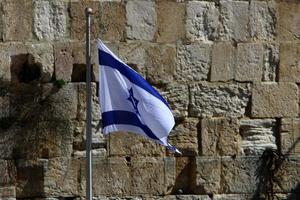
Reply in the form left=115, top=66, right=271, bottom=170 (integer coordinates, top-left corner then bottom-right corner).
left=281, top=118, right=300, bottom=155
left=2, top=0, right=32, bottom=41
left=119, top=42, right=147, bottom=77
left=109, top=132, right=165, bottom=157
left=70, top=1, right=100, bottom=40
left=156, top=1, right=185, bottom=43
left=249, top=1, right=277, bottom=41
left=176, top=44, right=211, bottom=83
left=126, top=1, right=156, bottom=41
left=200, top=118, right=240, bottom=156
left=252, top=83, right=298, bottom=118
left=77, top=83, right=101, bottom=121
left=210, top=42, right=235, bottom=82
left=0, top=96, right=9, bottom=118
left=186, top=1, right=220, bottom=41
left=278, top=2, right=300, bottom=41
left=235, top=43, right=264, bottom=82
left=263, top=43, right=279, bottom=82
left=213, top=194, right=252, bottom=200
left=0, top=186, right=15, bottom=199
left=160, top=84, right=189, bottom=117
left=279, top=42, right=300, bottom=82
left=190, top=82, right=251, bottom=117
left=99, top=1, right=126, bottom=41
left=221, top=156, right=259, bottom=193
left=274, top=156, right=300, bottom=193
left=164, top=195, right=210, bottom=200
left=44, top=158, right=81, bottom=197
left=169, top=118, right=199, bottom=156
left=220, top=1, right=250, bottom=42
left=240, top=119, right=277, bottom=155
left=54, top=42, right=73, bottom=82
left=194, top=157, right=221, bottom=194
left=0, top=51, right=10, bottom=82
left=0, top=160, right=16, bottom=186
left=0, top=125, right=19, bottom=159
left=33, top=0, right=67, bottom=40
left=173, top=157, right=195, bottom=194
left=164, top=157, right=176, bottom=195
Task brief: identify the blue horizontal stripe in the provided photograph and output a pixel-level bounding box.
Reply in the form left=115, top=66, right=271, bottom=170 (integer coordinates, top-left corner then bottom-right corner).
left=99, top=49, right=169, bottom=108
left=102, top=110, right=160, bottom=141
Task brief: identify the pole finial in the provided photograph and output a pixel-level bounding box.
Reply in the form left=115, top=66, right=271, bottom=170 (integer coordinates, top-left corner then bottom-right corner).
left=85, top=8, right=93, bottom=15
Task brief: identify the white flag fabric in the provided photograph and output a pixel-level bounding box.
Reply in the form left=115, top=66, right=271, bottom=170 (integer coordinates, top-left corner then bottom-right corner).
left=97, top=39, right=180, bottom=153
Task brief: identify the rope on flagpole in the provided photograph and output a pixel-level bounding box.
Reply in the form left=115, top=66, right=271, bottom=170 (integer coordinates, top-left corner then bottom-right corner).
left=85, top=7, right=93, bottom=200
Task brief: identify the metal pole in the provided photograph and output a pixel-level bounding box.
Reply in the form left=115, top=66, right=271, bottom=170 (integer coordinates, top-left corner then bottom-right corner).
left=85, top=7, right=93, bottom=200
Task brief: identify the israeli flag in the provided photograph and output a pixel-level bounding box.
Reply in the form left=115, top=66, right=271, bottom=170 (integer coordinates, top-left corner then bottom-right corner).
left=97, top=39, right=180, bottom=154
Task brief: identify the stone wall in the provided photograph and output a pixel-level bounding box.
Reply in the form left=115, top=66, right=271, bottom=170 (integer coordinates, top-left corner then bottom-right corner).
left=0, top=0, right=299, bottom=199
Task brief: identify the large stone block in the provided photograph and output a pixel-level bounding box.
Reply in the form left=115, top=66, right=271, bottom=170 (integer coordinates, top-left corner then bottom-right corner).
left=279, top=43, right=300, bottom=82
left=200, top=118, right=240, bottom=156
left=278, top=2, right=300, bottom=41
left=146, top=44, right=176, bottom=85
left=176, top=44, right=211, bottom=83
left=194, top=157, right=221, bottom=194
left=263, top=43, right=279, bottom=82
left=190, top=82, right=251, bottom=117
left=108, top=132, right=165, bottom=157
left=221, top=156, right=259, bottom=193
left=240, top=119, right=277, bottom=155
left=156, top=1, right=185, bottom=43
left=2, top=0, right=32, bottom=41
left=281, top=118, right=300, bottom=155
left=169, top=118, right=198, bottom=156
left=213, top=194, right=252, bottom=200
left=249, top=1, right=277, bottom=41
left=210, top=42, right=235, bottom=82
left=33, top=0, right=67, bottom=40
left=235, top=43, right=264, bottom=82
left=99, top=1, right=126, bottom=41
left=252, top=83, right=298, bottom=118
left=126, top=1, right=156, bottom=41
left=186, top=1, right=220, bottom=41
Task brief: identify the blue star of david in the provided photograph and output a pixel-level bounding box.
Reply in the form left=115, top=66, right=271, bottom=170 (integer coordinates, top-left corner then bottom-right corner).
left=127, top=88, right=139, bottom=114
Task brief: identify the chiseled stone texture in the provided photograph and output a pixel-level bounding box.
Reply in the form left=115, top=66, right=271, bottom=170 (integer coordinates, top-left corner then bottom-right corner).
left=213, top=194, right=252, bottom=200
left=33, top=0, right=67, bottom=41
left=278, top=2, right=300, bottom=41
left=0, top=51, right=10, bottom=82
left=126, top=1, right=156, bottom=41
left=200, top=118, right=240, bottom=156
left=0, top=96, right=9, bottom=118
left=169, top=118, right=199, bottom=156
left=176, top=43, right=211, bottom=83
left=0, top=186, right=16, bottom=199
left=279, top=42, right=300, bottom=82
left=252, top=83, right=298, bottom=118
left=263, top=43, right=279, bottom=82
left=156, top=1, right=185, bottom=43
left=0, top=160, right=16, bottom=186
left=235, top=43, right=264, bottom=82
left=2, top=0, right=33, bottom=41
left=281, top=118, right=300, bottom=155
left=240, top=119, right=277, bottom=155
left=190, top=82, right=251, bottom=117
left=194, top=157, right=221, bottom=194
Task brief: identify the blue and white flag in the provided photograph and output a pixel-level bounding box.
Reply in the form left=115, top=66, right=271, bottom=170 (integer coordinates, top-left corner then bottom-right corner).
left=97, top=39, right=180, bottom=154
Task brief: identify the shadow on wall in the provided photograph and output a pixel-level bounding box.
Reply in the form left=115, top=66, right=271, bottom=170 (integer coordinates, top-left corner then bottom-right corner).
left=287, top=183, right=300, bottom=199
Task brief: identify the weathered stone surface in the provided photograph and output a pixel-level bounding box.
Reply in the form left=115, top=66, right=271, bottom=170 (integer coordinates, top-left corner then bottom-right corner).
left=210, top=42, right=235, bottom=82
left=190, top=82, right=251, bottom=117
left=221, top=156, right=259, bottom=193
left=126, top=1, right=156, bottom=41
left=213, top=194, right=252, bottom=200
left=252, top=83, right=298, bottom=118
left=160, top=84, right=189, bottom=117
left=2, top=0, right=32, bottom=41
left=186, top=1, right=220, bottom=41
left=194, top=157, right=221, bottom=194
left=54, top=42, right=73, bottom=82
left=0, top=160, right=16, bottom=186
left=0, top=51, right=10, bottom=82
left=0, top=96, right=9, bottom=118
left=235, top=43, right=264, bottom=82
left=109, top=132, right=165, bottom=157
left=146, top=44, right=176, bottom=85
left=99, top=1, right=126, bottom=41
left=176, top=44, right=211, bottom=83
left=249, top=1, right=277, bottom=41
left=33, top=1, right=67, bottom=40
left=164, top=157, right=176, bottom=195
left=169, top=118, right=198, bottom=156
left=240, top=119, right=277, bottom=155
left=0, top=186, right=15, bottom=198
left=263, top=43, right=279, bottom=82
left=278, top=2, right=300, bottom=41
left=200, top=118, right=240, bottom=156
left=156, top=1, right=185, bottom=43
left=281, top=118, right=300, bottom=155
left=279, top=42, right=300, bottom=82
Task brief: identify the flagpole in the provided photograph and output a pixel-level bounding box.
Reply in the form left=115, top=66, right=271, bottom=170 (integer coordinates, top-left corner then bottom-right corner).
left=85, top=7, right=93, bottom=200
